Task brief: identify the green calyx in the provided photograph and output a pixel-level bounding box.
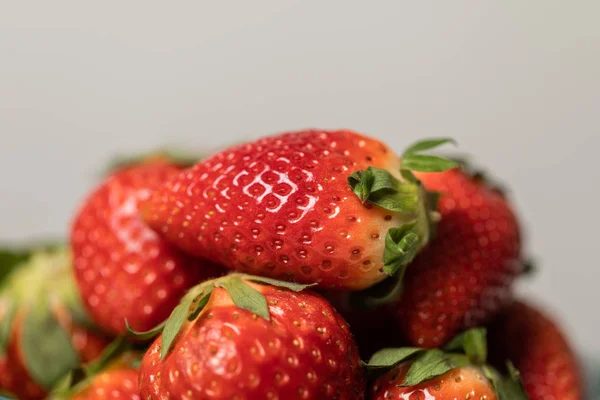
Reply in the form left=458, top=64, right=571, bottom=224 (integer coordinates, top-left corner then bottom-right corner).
left=0, top=246, right=95, bottom=391
left=365, top=328, right=529, bottom=399
left=347, top=138, right=457, bottom=304
left=127, top=273, right=315, bottom=360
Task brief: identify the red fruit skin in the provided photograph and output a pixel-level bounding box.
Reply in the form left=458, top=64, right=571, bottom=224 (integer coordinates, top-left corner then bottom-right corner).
left=489, top=301, right=584, bottom=400
left=0, top=310, right=108, bottom=400
left=394, top=168, right=522, bottom=347
left=71, top=161, right=223, bottom=335
left=71, top=366, right=140, bottom=400
left=139, top=284, right=365, bottom=399
left=142, top=130, right=408, bottom=291
left=371, top=363, right=497, bottom=400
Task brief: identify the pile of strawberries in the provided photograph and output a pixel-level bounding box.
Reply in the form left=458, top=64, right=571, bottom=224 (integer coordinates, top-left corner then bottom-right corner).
left=0, top=130, right=584, bottom=399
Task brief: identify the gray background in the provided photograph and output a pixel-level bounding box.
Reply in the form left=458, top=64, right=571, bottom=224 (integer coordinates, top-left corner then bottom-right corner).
left=1, top=2, right=599, bottom=356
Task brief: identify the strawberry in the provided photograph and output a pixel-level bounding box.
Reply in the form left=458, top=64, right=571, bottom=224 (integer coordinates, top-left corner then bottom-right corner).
left=0, top=247, right=109, bottom=400
left=69, top=364, right=140, bottom=400
left=51, top=339, right=142, bottom=400
left=372, top=364, right=498, bottom=399
left=390, top=167, right=523, bottom=347
left=71, top=159, right=223, bottom=335
left=136, top=273, right=365, bottom=399
left=489, top=300, right=584, bottom=400
left=367, top=328, right=528, bottom=400
left=141, top=130, right=457, bottom=290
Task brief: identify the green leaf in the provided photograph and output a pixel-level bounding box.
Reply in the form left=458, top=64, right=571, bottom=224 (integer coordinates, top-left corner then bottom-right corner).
left=219, top=277, right=270, bottom=320
left=348, top=167, right=420, bottom=213
left=483, top=364, right=529, bottom=400
left=242, top=275, right=315, bottom=292
left=161, top=292, right=198, bottom=359
left=383, top=224, right=421, bottom=276
left=402, top=154, right=459, bottom=172
left=444, top=328, right=487, bottom=364
left=367, top=348, right=424, bottom=369
left=125, top=319, right=166, bottom=340
left=348, top=168, right=375, bottom=202
left=188, top=285, right=214, bottom=321
left=0, top=300, right=16, bottom=356
left=403, top=138, right=456, bottom=156
left=403, top=349, right=455, bottom=387
left=22, top=306, right=79, bottom=390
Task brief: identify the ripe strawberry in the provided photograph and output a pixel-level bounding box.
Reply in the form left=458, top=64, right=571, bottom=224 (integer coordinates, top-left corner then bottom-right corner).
left=372, top=364, right=498, bottom=399
left=69, top=365, right=140, bottom=400
left=137, top=274, right=365, bottom=399
left=50, top=337, right=143, bottom=400
left=0, top=247, right=109, bottom=400
left=489, top=301, right=584, bottom=400
left=71, top=159, right=223, bottom=335
left=392, top=167, right=523, bottom=347
left=141, top=130, right=457, bottom=290
left=367, top=328, right=528, bottom=400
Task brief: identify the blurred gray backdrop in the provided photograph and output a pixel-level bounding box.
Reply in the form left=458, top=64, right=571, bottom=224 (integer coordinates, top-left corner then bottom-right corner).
left=1, top=2, right=599, bottom=357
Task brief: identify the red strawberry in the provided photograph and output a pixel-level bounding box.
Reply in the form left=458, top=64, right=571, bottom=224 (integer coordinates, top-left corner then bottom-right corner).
left=392, top=167, right=523, bottom=347
left=141, top=130, right=456, bottom=290
left=489, top=301, right=584, bottom=400
left=372, top=364, right=498, bottom=400
left=0, top=247, right=109, bottom=400
left=70, top=366, right=140, bottom=400
left=71, top=159, right=223, bottom=335
left=367, top=328, right=528, bottom=400
left=66, top=352, right=141, bottom=400
left=137, top=274, right=365, bottom=399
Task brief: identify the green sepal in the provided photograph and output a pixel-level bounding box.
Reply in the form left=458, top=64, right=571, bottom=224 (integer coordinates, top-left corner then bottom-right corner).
left=348, top=167, right=420, bottom=213
left=401, top=154, right=459, bottom=173
left=150, top=273, right=314, bottom=360
left=0, top=300, right=16, bottom=356
left=383, top=223, right=420, bottom=276
left=22, top=304, right=79, bottom=390
left=444, top=327, right=487, bottom=364
left=125, top=319, right=167, bottom=340
left=402, top=349, right=455, bottom=387
left=218, top=277, right=270, bottom=320
left=240, top=275, right=316, bottom=292
left=188, top=285, right=214, bottom=321
left=365, top=328, right=490, bottom=388
left=483, top=363, right=529, bottom=400
left=401, top=138, right=458, bottom=173
left=161, top=291, right=202, bottom=359
left=367, top=347, right=424, bottom=369
left=403, top=138, right=457, bottom=155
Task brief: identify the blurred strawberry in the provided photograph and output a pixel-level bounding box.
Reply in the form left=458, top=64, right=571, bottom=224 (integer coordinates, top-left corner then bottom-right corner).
left=391, top=167, right=523, bottom=347
left=489, top=300, right=584, bottom=400
left=142, top=130, right=457, bottom=290
left=0, top=247, right=109, bottom=400
left=71, top=158, right=223, bottom=335
left=51, top=337, right=142, bottom=400
left=137, top=274, right=365, bottom=399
